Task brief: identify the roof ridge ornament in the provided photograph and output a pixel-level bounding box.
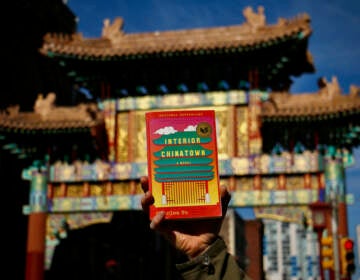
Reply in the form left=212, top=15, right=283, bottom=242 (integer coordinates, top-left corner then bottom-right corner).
left=242, top=6, right=266, bottom=32
left=318, top=76, right=342, bottom=99
left=349, top=85, right=360, bottom=98
left=34, top=92, right=100, bottom=122
left=1, top=105, right=20, bottom=117
left=102, top=17, right=124, bottom=42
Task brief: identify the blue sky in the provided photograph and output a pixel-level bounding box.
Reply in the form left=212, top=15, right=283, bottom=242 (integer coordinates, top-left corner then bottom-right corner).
left=67, top=0, right=360, bottom=273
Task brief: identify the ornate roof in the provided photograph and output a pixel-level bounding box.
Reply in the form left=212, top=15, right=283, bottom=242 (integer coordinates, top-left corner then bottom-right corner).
left=261, top=77, right=360, bottom=120
left=39, top=6, right=313, bottom=64
left=0, top=93, right=103, bottom=131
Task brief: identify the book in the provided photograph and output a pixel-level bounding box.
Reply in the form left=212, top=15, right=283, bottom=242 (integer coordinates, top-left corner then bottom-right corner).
left=145, top=109, right=222, bottom=220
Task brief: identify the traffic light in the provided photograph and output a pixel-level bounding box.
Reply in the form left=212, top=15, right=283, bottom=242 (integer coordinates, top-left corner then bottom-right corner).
left=340, top=237, right=356, bottom=275
left=320, top=236, right=334, bottom=270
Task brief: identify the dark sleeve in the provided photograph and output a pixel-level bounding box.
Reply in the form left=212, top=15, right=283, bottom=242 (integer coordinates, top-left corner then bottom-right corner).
left=175, top=237, right=251, bottom=280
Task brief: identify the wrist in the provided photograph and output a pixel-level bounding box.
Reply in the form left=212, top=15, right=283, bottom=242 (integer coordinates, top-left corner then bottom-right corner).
left=176, top=236, right=227, bottom=274
left=187, top=244, right=210, bottom=259
left=186, top=234, right=218, bottom=259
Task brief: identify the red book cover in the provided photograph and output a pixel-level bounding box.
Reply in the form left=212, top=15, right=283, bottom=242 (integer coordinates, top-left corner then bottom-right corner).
left=145, top=109, right=222, bottom=220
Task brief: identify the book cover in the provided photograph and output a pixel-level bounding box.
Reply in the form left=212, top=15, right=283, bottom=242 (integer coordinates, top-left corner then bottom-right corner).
left=145, top=109, right=222, bottom=220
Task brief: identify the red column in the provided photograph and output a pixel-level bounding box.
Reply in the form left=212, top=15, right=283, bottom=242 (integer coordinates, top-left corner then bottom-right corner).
left=25, top=213, right=47, bottom=280
left=338, top=202, right=348, bottom=236
left=25, top=172, right=48, bottom=280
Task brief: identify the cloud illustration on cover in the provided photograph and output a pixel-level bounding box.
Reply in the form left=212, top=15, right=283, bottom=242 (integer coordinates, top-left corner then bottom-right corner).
left=154, top=126, right=177, bottom=135
left=155, top=125, right=197, bottom=135
left=184, top=125, right=197, bottom=131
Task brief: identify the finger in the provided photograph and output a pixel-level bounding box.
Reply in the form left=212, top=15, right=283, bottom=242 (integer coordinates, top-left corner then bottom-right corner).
left=140, top=176, right=149, bottom=193
left=220, top=185, right=231, bottom=205
left=219, top=185, right=231, bottom=216
left=140, top=191, right=154, bottom=214
left=150, top=211, right=166, bottom=230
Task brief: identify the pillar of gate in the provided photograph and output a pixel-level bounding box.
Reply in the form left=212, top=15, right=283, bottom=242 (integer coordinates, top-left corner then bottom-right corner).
left=25, top=171, right=48, bottom=280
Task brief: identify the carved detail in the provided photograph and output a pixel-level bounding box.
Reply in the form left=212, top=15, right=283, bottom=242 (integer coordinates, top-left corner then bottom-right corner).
left=102, top=17, right=124, bottom=41
left=242, top=6, right=266, bottom=31
left=34, top=92, right=100, bottom=122
left=277, top=18, right=288, bottom=26
left=34, top=93, right=55, bottom=118
left=349, top=84, right=360, bottom=98
left=6, top=105, right=20, bottom=116
left=318, top=76, right=341, bottom=98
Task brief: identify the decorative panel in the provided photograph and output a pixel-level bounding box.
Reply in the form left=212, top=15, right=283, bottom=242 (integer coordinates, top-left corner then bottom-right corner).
left=235, top=177, right=253, bottom=191
left=114, top=90, right=248, bottom=111
left=112, top=181, right=132, bottom=195
left=103, top=99, right=117, bottom=161
left=132, top=110, right=149, bottom=162
left=67, top=184, right=83, bottom=197
left=262, top=177, right=277, bottom=190
left=287, top=176, right=304, bottom=190
left=236, top=106, right=249, bottom=157
left=89, top=183, right=105, bottom=196
left=248, top=92, right=263, bottom=155
left=116, top=112, right=130, bottom=162
left=214, top=106, right=236, bottom=159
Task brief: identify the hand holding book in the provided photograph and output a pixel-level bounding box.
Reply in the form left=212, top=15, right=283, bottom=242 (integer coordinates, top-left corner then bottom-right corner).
left=140, top=176, right=231, bottom=259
